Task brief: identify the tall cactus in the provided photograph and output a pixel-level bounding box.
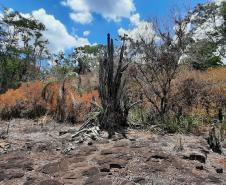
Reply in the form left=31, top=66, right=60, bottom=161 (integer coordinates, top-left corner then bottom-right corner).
left=99, top=33, right=129, bottom=138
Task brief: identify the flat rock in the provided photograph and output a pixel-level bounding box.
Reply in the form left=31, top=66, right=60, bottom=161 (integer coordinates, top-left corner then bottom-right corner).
left=7, top=169, right=25, bottom=179
left=0, top=157, right=33, bottom=171
left=40, top=160, right=68, bottom=174
left=62, top=172, right=81, bottom=180
left=85, top=176, right=112, bottom=185
left=113, top=140, right=130, bottom=147
left=76, top=146, right=98, bottom=156
left=82, top=167, right=100, bottom=177
left=130, top=141, right=149, bottom=148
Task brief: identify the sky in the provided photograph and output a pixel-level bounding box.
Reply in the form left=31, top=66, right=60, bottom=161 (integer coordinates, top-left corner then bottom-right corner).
left=0, top=0, right=209, bottom=53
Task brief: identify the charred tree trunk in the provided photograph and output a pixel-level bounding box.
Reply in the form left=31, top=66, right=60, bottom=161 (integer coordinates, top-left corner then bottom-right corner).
left=99, top=34, right=129, bottom=138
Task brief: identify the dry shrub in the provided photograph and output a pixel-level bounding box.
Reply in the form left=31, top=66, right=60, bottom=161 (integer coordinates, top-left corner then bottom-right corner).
left=0, top=81, right=46, bottom=120
left=128, top=65, right=226, bottom=128
left=0, top=78, right=99, bottom=123
left=42, top=80, right=99, bottom=123
left=173, top=66, right=226, bottom=117
left=0, top=81, right=43, bottom=107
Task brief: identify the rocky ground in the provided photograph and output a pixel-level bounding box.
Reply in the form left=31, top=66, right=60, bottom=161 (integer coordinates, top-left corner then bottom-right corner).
left=0, top=119, right=226, bottom=185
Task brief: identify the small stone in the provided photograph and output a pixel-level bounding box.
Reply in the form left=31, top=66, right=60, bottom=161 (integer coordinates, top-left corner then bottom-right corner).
left=196, top=165, right=204, bottom=170
left=133, top=177, right=145, bottom=184
left=216, top=167, right=223, bottom=174
left=183, top=152, right=206, bottom=163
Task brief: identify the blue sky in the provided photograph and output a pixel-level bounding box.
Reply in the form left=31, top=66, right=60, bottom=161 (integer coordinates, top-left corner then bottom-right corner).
left=0, top=0, right=208, bottom=53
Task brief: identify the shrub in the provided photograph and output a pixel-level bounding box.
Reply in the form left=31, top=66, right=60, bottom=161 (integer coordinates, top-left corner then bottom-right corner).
left=128, top=107, right=148, bottom=125
left=162, top=116, right=203, bottom=134
left=0, top=79, right=99, bottom=123
left=0, top=81, right=46, bottom=120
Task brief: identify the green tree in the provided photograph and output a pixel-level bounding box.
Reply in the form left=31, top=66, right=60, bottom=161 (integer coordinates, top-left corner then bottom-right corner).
left=188, top=40, right=222, bottom=70
left=0, top=8, right=49, bottom=93
left=184, top=2, right=225, bottom=70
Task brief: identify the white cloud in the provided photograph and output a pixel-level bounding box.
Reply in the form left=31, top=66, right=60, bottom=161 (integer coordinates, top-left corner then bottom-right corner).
left=70, top=12, right=92, bottom=24
left=62, top=0, right=136, bottom=24
left=118, top=13, right=157, bottom=43
left=83, top=30, right=91, bottom=37
left=129, top=13, right=140, bottom=26
left=23, top=9, right=90, bottom=53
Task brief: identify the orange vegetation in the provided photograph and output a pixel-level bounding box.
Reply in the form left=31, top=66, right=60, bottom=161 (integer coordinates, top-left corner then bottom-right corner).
left=41, top=81, right=99, bottom=111
left=0, top=81, right=44, bottom=107
left=0, top=79, right=99, bottom=122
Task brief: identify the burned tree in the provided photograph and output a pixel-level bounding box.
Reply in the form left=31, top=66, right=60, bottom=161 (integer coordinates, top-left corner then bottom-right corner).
left=130, top=19, right=187, bottom=123
left=98, top=34, right=131, bottom=138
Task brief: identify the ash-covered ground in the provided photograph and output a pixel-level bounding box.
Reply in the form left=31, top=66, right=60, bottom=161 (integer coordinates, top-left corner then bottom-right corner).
left=0, top=119, right=226, bottom=185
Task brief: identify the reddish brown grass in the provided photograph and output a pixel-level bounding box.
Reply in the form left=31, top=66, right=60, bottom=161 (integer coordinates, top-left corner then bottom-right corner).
left=0, top=79, right=99, bottom=122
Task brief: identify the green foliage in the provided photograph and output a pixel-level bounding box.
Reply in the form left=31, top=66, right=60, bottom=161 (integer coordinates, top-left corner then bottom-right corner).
left=180, top=116, right=202, bottom=133
left=0, top=8, right=49, bottom=93
left=163, top=119, right=181, bottom=133
left=77, top=45, right=104, bottom=55
left=163, top=116, right=203, bottom=134
left=48, top=52, right=78, bottom=81
left=128, top=107, right=148, bottom=125
left=190, top=40, right=222, bottom=70
left=184, top=1, right=226, bottom=70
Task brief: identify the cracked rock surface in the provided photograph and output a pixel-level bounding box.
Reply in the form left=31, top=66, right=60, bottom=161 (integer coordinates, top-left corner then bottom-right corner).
left=0, top=119, right=226, bottom=185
